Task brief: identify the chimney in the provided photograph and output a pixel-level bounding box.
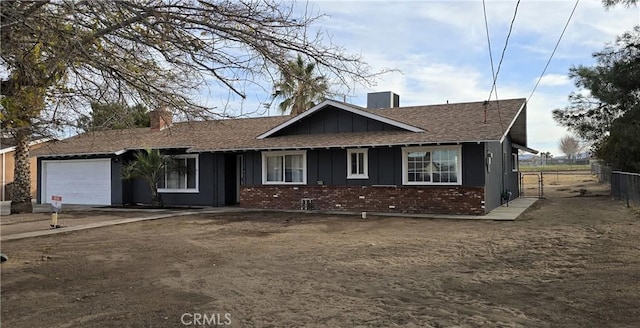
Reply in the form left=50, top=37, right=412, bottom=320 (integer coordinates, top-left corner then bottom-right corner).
left=149, top=109, right=173, bottom=131
left=367, top=91, right=400, bottom=109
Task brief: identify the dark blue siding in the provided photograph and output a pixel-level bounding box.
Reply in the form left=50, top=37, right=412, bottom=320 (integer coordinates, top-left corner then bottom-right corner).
left=111, top=157, right=123, bottom=205
left=36, top=159, right=42, bottom=204
left=484, top=141, right=504, bottom=212
left=244, top=144, right=482, bottom=188
left=484, top=137, right=519, bottom=207
left=244, top=151, right=261, bottom=185
left=371, top=147, right=401, bottom=185
left=462, top=143, right=484, bottom=187
left=272, top=106, right=403, bottom=136
left=129, top=152, right=220, bottom=206
left=504, top=137, right=519, bottom=199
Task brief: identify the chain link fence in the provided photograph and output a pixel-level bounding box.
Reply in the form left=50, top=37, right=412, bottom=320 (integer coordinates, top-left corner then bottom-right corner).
left=591, top=162, right=640, bottom=208
left=611, top=171, right=640, bottom=208
left=591, top=162, right=611, bottom=183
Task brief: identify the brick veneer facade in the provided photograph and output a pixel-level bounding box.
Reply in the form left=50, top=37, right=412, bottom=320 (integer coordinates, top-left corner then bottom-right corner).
left=240, top=185, right=485, bottom=215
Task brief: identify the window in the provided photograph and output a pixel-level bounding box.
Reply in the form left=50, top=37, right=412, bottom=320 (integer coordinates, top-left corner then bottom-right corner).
left=512, top=153, right=519, bottom=172
left=402, top=146, right=462, bottom=185
left=262, top=151, right=306, bottom=184
left=158, top=155, right=198, bottom=192
left=347, top=149, right=368, bottom=179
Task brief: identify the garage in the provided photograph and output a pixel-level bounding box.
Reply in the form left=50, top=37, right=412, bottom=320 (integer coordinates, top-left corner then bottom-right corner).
left=41, top=159, right=111, bottom=205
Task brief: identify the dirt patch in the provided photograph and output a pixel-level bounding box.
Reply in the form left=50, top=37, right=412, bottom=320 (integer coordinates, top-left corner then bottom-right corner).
left=521, top=172, right=609, bottom=198
left=1, top=175, right=639, bottom=327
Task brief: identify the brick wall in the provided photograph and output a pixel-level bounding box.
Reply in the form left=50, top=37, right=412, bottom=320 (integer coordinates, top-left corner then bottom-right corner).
left=240, top=185, right=485, bottom=215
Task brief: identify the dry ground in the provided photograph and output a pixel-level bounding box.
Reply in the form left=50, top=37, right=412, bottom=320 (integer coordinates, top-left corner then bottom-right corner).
left=1, top=174, right=639, bottom=327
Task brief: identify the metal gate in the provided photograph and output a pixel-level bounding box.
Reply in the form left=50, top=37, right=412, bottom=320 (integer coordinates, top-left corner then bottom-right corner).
left=519, top=172, right=544, bottom=199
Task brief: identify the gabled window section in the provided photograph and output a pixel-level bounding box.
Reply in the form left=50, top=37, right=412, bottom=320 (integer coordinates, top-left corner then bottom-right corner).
left=402, top=146, right=462, bottom=185
left=347, top=148, right=368, bottom=179
left=262, top=151, right=306, bottom=184
left=158, top=155, right=199, bottom=193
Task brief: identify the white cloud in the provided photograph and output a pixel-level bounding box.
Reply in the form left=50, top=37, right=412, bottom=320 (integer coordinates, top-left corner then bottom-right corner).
left=537, top=74, right=571, bottom=87
left=194, top=1, right=636, bottom=155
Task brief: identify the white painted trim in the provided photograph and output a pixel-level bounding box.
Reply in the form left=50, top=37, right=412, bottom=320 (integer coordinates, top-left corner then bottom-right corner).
left=37, top=146, right=192, bottom=158
left=192, top=139, right=500, bottom=153
left=37, top=152, right=117, bottom=158
left=346, top=148, right=369, bottom=179
left=500, top=100, right=527, bottom=144
left=401, top=145, right=463, bottom=186
left=0, top=147, right=16, bottom=154
left=261, top=150, right=307, bottom=185
left=0, top=138, right=53, bottom=154
left=157, top=189, right=200, bottom=194
left=158, top=154, right=199, bottom=193
left=256, top=100, right=424, bottom=139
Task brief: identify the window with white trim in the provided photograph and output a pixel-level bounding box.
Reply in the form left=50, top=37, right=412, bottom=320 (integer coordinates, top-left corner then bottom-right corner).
left=262, top=151, right=306, bottom=184
left=347, top=149, right=368, bottom=179
left=402, top=146, right=462, bottom=185
left=158, top=155, right=198, bottom=192
left=512, top=153, right=519, bottom=172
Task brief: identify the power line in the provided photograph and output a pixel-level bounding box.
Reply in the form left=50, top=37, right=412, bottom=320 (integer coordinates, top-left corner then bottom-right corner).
left=528, top=0, right=580, bottom=102
left=487, top=0, right=521, bottom=102
left=483, top=0, right=520, bottom=130
left=482, top=0, right=497, bottom=93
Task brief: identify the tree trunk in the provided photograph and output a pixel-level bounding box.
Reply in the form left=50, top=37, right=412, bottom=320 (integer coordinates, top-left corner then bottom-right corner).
left=11, top=127, right=33, bottom=213
left=149, top=183, right=163, bottom=208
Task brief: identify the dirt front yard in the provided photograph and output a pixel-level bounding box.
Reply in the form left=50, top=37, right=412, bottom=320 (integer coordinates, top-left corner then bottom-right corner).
left=1, top=174, right=639, bottom=327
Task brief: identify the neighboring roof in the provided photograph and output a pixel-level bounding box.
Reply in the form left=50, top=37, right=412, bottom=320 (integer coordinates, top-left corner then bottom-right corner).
left=1, top=137, right=53, bottom=154
left=34, top=98, right=527, bottom=157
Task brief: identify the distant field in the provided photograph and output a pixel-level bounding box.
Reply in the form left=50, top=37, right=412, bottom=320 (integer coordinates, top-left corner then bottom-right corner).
left=520, top=164, right=591, bottom=172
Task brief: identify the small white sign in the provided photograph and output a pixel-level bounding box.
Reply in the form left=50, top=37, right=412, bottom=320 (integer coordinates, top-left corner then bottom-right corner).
left=51, top=195, right=63, bottom=212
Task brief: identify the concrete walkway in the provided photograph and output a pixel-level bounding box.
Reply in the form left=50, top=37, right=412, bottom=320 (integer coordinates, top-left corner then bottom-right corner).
left=0, top=207, right=244, bottom=242
left=1, top=198, right=539, bottom=242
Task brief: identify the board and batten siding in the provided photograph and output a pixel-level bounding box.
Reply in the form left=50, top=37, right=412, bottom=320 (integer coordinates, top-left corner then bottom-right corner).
left=242, top=143, right=485, bottom=187
left=127, top=152, right=222, bottom=206
left=271, top=106, right=404, bottom=137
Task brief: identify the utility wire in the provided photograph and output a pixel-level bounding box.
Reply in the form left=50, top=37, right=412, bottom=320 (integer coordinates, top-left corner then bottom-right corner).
left=487, top=0, right=521, bottom=102
left=483, top=0, right=520, bottom=131
left=482, top=0, right=497, bottom=93
left=528, top=0, right=580, bottom=102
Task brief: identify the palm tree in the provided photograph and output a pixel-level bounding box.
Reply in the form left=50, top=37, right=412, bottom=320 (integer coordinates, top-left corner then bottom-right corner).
left=274, top=54, right=329, bottom=115
left=122, top=149, right=178, bottom=208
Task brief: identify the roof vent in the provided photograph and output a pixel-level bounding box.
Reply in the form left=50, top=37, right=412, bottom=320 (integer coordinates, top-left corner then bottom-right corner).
left=367, top=91, right=399, bottom=109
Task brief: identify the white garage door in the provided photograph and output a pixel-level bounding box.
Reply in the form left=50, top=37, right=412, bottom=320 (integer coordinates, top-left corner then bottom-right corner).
left=42, top=159, right=111, bottom=205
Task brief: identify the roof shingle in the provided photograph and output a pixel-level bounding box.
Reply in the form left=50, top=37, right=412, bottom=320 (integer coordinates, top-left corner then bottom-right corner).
left=34, top=98, right=526, bottom=156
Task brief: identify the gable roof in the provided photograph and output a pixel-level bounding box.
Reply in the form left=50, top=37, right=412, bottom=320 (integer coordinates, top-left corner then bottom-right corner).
left=256, top=100, right=424, bottom=139
left=34, top=98, right=527, bottom=157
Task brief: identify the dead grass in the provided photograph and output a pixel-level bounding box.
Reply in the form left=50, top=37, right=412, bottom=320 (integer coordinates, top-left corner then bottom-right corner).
left=1, top=174, right=638, bottom=327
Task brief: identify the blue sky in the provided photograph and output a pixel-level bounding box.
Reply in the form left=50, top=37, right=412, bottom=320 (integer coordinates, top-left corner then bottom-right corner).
left=212, top=0, right=638, bottom=156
